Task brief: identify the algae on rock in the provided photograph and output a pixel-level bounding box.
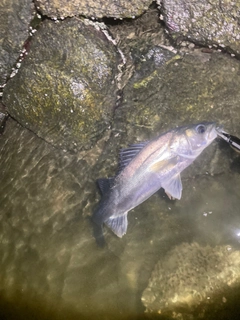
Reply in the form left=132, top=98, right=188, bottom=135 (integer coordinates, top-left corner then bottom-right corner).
left=2, top=18, right=121, bottom=152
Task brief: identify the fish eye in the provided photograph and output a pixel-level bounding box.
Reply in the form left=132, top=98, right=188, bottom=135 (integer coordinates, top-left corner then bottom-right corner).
left=196, top=124, right=206, bottom=134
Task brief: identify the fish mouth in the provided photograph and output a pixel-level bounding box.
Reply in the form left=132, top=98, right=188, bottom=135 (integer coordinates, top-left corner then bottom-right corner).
left=207, top=122, right=219, bottom=141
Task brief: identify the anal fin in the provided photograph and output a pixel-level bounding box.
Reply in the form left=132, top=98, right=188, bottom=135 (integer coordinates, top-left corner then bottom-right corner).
left=105, top=213, right=128, bottom=238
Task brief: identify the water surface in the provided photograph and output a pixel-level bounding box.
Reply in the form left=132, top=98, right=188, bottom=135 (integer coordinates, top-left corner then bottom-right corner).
left=0, top=119, right=240, bottom=319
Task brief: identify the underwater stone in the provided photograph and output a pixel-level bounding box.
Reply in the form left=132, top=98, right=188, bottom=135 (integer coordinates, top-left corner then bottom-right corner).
left=142, top=242, right=240, bottom=318
left=159, top=0, right=240, bottom=56
left=2, top=17, right=120, bottom=152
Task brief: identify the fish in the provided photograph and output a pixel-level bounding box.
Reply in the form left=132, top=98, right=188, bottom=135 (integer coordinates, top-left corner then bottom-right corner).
left=92, top=122, right=218, bottom=241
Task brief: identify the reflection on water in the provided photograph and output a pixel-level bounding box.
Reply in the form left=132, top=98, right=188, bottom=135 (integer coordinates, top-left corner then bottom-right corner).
left=0, top=119, right=240, bottom=319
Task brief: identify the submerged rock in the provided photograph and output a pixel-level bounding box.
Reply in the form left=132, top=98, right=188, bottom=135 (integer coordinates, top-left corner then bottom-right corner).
left=159, top=0, right=240, bottom=56
left=34, top=0, right=152, bottom=19
left=142, top=242, right=240, bottom=319
left=0, top=0, right=34, bottom=87
left=2, top=18, right=121, bottom=152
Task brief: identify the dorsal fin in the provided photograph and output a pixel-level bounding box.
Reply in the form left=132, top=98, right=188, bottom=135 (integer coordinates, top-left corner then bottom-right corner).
left=97, top=177, right=114, bottom=195
left=118, top=142, right=148, bottom=173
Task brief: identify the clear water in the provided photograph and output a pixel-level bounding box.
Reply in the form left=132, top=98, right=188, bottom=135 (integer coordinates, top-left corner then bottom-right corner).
left=0, top=119, right=240, bottom=320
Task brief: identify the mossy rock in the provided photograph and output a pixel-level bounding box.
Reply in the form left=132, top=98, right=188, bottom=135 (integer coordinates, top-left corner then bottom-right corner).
left=2, top=18, right=120, bottom=152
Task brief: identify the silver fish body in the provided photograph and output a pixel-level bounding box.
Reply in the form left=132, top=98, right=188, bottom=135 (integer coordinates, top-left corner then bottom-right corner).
left=92, top=122, right=217, bottom=238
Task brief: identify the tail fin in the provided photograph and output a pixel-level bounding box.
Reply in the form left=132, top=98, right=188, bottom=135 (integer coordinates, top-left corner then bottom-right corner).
left=97, top=177, right=114, bottom=195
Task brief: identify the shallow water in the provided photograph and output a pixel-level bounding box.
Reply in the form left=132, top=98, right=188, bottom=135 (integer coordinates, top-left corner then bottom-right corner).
left=0, top=119, right=240, bottom=320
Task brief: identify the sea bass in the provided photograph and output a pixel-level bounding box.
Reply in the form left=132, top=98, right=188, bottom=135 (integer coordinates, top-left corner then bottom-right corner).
left=92, top=122, right=217, bottom=239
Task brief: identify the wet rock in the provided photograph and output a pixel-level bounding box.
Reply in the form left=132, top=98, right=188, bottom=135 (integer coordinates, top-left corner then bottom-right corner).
left=142, top=242, right=240, bottom=319
left=159, top=0, right=240, bottom=56
left=2, top=18, right=121, bottom=152
left=34, top=0, right=152, bottom=19
left=0, top=0, right=34, bottom=87
left=0, top=102, right=8, bottom=134
left=108, top=7, right=170, bottom=90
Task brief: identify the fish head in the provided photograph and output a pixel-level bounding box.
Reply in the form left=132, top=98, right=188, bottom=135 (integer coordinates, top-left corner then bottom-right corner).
left=173, top=122, right=218, bottom=159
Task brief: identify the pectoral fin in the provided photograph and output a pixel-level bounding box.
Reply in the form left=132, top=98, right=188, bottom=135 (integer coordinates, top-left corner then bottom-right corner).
left=105, top=213, right=128, bottom=238
left=162, top=174, right=182, bottom=200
